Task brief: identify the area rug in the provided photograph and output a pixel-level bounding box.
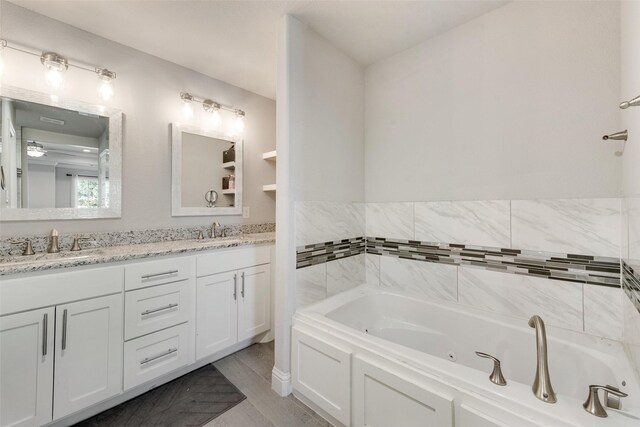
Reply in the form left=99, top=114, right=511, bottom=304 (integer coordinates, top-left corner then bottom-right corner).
left=75, top=364, right=246, bottom=427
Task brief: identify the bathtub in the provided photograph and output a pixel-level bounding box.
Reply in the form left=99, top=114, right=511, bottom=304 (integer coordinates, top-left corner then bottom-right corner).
left=291, top=285, right=640, bottom=427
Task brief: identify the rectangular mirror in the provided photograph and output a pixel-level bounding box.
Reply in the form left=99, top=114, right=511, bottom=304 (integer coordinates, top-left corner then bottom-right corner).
left=0, top=86, right=122, bottom=221
left=171, top=123, right=243, bottom=216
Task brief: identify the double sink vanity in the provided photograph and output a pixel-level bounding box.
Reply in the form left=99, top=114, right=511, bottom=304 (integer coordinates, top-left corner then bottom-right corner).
left=0, top=231, right=275, bottom=426
left=0, top=63, right=275, bottom=426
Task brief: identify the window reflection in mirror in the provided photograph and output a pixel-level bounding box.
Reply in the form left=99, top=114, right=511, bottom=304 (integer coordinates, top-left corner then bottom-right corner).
left=0, top=97, right=110, bottom=209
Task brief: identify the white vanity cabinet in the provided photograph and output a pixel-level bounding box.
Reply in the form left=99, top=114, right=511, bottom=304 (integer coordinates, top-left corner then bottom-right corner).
left=53, top=294, right=123, bottom=419
left=0, top=242, right=273, bottom=426
left=0, top=308, right=55, bottom=427
left=0, top=266, right=124, bottom=427
left=196, top=246, right=271, bottom=360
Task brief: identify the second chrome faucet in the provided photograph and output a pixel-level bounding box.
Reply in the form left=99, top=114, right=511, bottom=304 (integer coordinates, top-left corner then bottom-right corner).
left=528, top=315, right=557, bottom=403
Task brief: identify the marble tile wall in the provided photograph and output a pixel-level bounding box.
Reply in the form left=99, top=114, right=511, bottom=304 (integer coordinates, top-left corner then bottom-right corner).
left=623, top=196, right=640, bottom=371
left=296, top=198, right=632, bottom=341
left=295, top=201, right=365, bottom=307
left=363, top=198, right=625, bottom=340
left=365, top=198, right=623, bottom=257
left=511, top=198, right=621, bottom=257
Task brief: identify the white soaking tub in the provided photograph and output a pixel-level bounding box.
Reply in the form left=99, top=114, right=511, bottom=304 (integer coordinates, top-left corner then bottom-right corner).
left=291, top=285, right=640, bottom=427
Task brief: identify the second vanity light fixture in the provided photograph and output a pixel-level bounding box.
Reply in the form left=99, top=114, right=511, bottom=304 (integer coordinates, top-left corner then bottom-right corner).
left=180, top=92, right=245, bottom=134
left=0, top=39, right=117, bottom=101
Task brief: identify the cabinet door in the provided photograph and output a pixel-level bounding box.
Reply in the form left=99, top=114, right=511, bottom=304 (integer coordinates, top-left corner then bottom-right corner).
left=53, top=294, right=123, bottom=420
left=238, top=264, right=271, bottom=342
left=196, top=271, right=238, bottom=359
left=352, top=355, right=453, bottom=427
left=0, top=308, right=54, bottom=427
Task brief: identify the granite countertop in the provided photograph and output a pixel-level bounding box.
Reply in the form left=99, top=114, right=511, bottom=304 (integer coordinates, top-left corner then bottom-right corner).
left=0, top=232, right=275, bottom=276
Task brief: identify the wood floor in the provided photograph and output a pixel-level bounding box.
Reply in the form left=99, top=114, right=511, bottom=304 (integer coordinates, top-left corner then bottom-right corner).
left=206, top=342, right=331, bottom=427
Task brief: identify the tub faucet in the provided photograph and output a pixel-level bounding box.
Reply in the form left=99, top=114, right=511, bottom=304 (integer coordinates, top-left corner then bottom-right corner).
left=528, top=315, right=557, bottom=403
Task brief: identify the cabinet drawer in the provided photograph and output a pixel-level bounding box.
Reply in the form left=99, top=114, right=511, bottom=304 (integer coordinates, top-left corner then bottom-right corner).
left=1, top=266, right=123, bottom=316
left=197, top=245, right=270, bottom=277
left=124, top=322, right=194, bottom=390
left=125, top=279, right=194, bottom=340
left=125, top=257, right=195, bottom=291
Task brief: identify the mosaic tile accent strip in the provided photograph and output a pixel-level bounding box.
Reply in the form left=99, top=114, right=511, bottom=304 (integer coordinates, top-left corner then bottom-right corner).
left=366, top=237, right=621, bottom=288
left=622, top=261, right=640, bottom=314
left=0, top=222, right=275, bottom=256
left=296, top=237, right=365, bottom=269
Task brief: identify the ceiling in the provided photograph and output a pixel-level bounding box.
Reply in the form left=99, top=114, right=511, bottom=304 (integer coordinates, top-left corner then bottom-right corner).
left=10, top=1, right=509, bottom=100
left=10, top=99, right=108, bottom=139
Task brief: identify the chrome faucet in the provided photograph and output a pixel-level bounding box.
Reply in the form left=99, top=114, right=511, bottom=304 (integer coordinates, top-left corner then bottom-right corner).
left=47, top=229, right=60, bottom=253
left=528, top=315, right=557, bottom=403
left=210, top=221, right=220, bottom=238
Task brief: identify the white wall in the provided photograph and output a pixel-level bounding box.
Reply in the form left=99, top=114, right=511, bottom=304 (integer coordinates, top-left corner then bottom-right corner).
left=273, top=15, right=365, bottom=395
left=0, top=1, right=275, bottom=236
left=365, top=1, right=622, bottom=202
left=27, top=163, right=55, bottom=208
left=621, top=1, right=640, bottom=198
left=290, top=24, right=365, bottom=202
left=621, top=0, right=640, bottom=381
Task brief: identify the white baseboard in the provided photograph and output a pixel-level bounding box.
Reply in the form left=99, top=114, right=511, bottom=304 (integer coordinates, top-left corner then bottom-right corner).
left=271, top=366, right=292, bottom=396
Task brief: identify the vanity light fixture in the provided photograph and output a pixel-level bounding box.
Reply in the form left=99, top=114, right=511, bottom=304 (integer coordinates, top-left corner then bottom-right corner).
left=41, top=52, right=68, bottom=90
left=0, top=39, right=118, bottom=101
left=178, top=92, right=246, bottom=132
left=203, top=99, right=222, bottom=129
left=96, top=68, right=116, bottom=101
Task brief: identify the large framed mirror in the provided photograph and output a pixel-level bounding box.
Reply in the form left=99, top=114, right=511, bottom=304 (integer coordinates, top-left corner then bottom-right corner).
left=171, top=123, right=243, bottom=216
left=0, top=86, right=122, bottom=221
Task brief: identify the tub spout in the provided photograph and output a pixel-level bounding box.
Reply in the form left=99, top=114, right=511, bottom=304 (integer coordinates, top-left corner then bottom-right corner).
left=528, top=315, right=557, bottom=403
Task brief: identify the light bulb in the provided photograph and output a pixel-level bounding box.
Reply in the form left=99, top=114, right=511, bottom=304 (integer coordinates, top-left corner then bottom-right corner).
left=182, top=101, right=193, bottom=120
left=98, top=79, right=114, bottom=101
left=41, top=52, right=68, bottom=91
left=234, top=110, right=245, bottom=134
left=46, top=68, right=64, bottom=90
left=96, top=69, right=116, bottom=101
left=209, top=109, right=221, bottom=128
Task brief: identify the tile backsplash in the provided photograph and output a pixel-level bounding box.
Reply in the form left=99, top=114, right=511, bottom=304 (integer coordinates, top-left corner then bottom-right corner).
left=0, top=222, right=276, bottom=256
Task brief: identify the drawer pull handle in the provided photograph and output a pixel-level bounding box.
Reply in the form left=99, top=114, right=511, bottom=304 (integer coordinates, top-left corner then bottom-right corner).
left=61, top=309, right=68, bottom=350
left=141, top=303, right=179, bottom=316
left=141, top=270, right=179, bottom=280
left=233, top=273, right=237, bottom=301
left=241, top=272, right=245, bottom=298
left=140, top=348, right=178, bottom=365
left=42, top=313, right=48, bottom=356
